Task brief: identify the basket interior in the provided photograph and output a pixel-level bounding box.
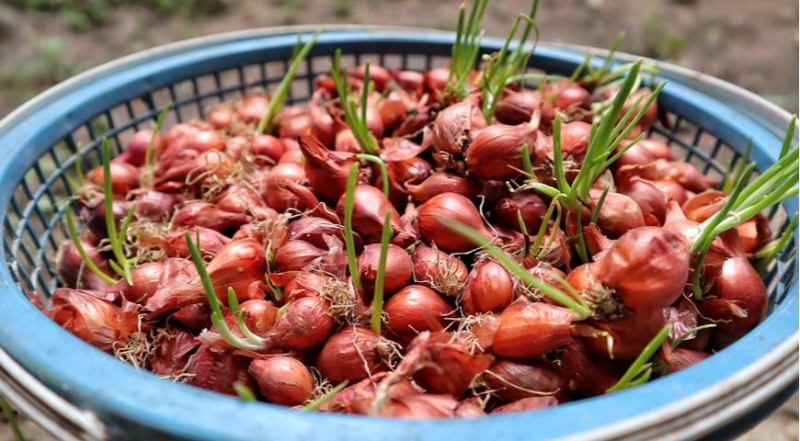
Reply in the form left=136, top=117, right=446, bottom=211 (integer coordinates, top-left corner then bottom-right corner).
left=2, top=46, right=797, bottom=314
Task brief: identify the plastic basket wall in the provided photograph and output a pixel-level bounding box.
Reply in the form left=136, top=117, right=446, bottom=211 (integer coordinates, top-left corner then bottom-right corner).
left=0, top=27, right=797, bottom=441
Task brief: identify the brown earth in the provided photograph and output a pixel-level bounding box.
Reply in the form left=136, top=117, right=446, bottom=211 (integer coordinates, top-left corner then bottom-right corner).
left=0, top=0, right=797, bottom=116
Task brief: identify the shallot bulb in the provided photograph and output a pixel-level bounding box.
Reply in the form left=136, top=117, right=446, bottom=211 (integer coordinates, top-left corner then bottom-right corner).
left=431, top=92, right=486, bottom=159
left=86, top=162, right=140, bottom=197
left=585, top=307, right=668, bottom=360
left=110, top=259, right=194, bottom=304
left=465, top=123, right=537, bottom=181
left=335, top=185, right=408, bottom=245
left=133, top=190, right=180, bottom=222
left=384, top=285, right=454, bottom=345
left=461, top=260, right=514, bottom=315
left=487, top=299, right=575, bottom=359
left=138, top=226, right=230, bottom=259
left=597, top=226, right=690, bottom=312
left=560, top=340, right=621, bottom=398
left=357, top=244, right=413, bottom=298
left=172, top=202, right=252, bottom=233
left=316, top=327, right=394, bottom=384
left=405, top=172, right=481, bottom=203
left=145, top=239, right=265, bottom=315
left=588, top=189, right=647, bottom=238
left=494, top=90, right=555, bottom=128
left=403, top=331, right=493, bottom=397
left=484, top=359, right=567, bottom=403
left=55, top=238, right=114, bottom=291
left=492, top=192, right=548, bottom=234
left=249, top=356, right=314, bottom=406
left=274, top=240, right=327, bottom=273
left=236, top=95, right=269, bottom=124
left=700, top=253, right=768, bottom=348
left=417, top=192, right=494, bottom=253
left=661, top=345, right=710, bottom=374
left=299, top=134, right=356, bottom=203
left=262, top=162, right=307, bottom=212
left=308, top=89, right=336, bottom=148
left=239, top=299, right=278, bottom=337
left=115, top=129, right=160, bottom=167
left=261, top=296, right=335, bottom=351
left=185, top=344, right=255, bottom=396
left=50, top=288, right=139, bottom=352
left=411, top=244, right=469, bottom=297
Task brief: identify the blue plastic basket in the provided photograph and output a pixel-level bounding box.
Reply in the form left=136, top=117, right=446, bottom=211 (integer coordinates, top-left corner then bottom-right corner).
left=0, top=27, right=797, bottom=440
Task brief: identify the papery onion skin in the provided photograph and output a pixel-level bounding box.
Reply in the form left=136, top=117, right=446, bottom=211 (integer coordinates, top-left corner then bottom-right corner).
left=299, top=134, right=356, bottom=203
left=490, top=299, right=575, bottom=359
left=406, top=172, right=481, bottom=203
left=249, top=356, right=314, bottom=406
left=484, top=359, right=567, bottom=403
left=50, top=288, right=139, bottom=352
left=86, top=162, right=140, bottom=197
left=380, top=394, right=461, bottom=419
left=263, top=163, right=307, bottom=213
left=407, top=331, right=493, bottom=397
left=145, top=239, right=265, bottom=315
left=411, top=244, right=469, bottom=297
left=585, top=307, right=668, bottom=360
left=417, top=192, right=494, bottom=253
left=357, top=243, right=413, bottom=298
left=560, top=340, right=621, bottom=398
left=151, top=327, right=199, bottom=377
left=465, top=124, right=537, bottom=181
left=461, top=260, right=514, bottom=315
left=598, top=226, right=690, bottom=312
left=316, top=327, right=391, bottom=384
left=55, top=238, right=115, bottom=292
left=700, top=254, right=768, bottom=348
left=384, top=285, right=454, bottom=346
left=185, top=344, right=256, bottom=396
left=262, top=296, right=335, bottom=351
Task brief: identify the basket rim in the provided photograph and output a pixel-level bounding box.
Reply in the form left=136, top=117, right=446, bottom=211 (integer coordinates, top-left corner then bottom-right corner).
left=0, top=26, right=797, bottom=441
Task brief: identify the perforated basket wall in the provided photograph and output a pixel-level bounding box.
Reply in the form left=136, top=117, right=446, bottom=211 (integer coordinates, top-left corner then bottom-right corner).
left=0, top=28, right=796, bottom=441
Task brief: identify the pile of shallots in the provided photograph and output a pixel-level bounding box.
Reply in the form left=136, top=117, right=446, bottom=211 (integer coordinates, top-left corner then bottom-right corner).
left=44, top=19, right=798, bottom=418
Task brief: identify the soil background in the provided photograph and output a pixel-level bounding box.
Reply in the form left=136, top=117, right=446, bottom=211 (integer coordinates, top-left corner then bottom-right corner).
left=0, top=0, right=798, bottom=439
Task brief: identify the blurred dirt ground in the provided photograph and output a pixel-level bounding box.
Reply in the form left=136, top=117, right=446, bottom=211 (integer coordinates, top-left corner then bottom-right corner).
left=0, top=0, right=797, bottom=116
left=0, top=0, right=798, bottom=439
